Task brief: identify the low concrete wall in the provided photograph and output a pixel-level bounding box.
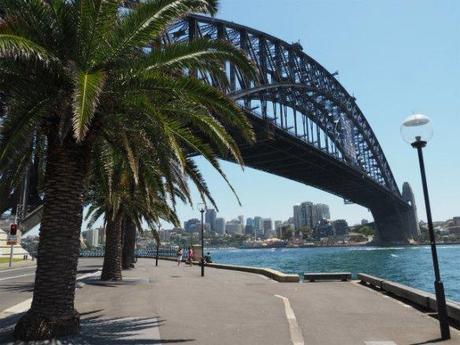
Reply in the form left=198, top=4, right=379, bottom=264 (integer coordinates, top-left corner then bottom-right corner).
left=205, top=262, right=299, bottom=283
left=358, top=273, right=460, bottom=323
left=153, top=257, right=299, bottom=283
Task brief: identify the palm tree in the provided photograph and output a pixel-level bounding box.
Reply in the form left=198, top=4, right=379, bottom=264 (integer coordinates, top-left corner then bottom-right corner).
left=122, top=217, right=137, bottom=269
left=85, top=138, right=183, bottom=281
left=0, top=0, right=255, bottom=340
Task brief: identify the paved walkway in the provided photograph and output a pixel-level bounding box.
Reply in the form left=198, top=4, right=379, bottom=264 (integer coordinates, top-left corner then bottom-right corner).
left=0, top=258, right=459, bottom=344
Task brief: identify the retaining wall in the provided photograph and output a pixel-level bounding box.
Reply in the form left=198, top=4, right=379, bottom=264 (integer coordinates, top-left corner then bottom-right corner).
left=358, top=273, right=460, bottom=323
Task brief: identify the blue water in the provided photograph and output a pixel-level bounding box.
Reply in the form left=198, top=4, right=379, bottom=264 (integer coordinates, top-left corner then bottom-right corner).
left=210, top=245, right=460, bottom=302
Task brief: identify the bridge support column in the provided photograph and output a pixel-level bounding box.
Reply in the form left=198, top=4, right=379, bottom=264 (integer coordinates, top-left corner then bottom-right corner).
left=371, top=206, right=416, bottom=244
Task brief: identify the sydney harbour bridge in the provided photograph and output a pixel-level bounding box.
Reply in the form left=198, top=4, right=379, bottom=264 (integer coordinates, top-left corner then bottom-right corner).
left=1, top=14, right=419, bottom=244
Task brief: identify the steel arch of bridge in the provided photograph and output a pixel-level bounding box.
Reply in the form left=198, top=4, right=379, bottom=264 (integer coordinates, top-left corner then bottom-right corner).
left=164, top=15, right=401, bottom=199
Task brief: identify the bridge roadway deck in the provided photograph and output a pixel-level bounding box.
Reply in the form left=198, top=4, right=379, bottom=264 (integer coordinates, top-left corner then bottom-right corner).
left=0, top=258, right=459, bottom=344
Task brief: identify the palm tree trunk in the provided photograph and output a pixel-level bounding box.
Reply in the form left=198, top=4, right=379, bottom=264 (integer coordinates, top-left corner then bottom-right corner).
left=122, top=217, right=136, bottom=269
left=101, top=212, right=123, bottom=281
left=14, top=135, right=89, bottom=340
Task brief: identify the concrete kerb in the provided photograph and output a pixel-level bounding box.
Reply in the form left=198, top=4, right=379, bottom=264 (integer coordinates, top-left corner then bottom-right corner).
left=358, top=273, right=460, bottom=323
left=152, top=256, right=299, bottom=282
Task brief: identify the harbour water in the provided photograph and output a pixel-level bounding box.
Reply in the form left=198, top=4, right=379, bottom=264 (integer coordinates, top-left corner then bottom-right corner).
left=210, top=245, right=460, bottom=302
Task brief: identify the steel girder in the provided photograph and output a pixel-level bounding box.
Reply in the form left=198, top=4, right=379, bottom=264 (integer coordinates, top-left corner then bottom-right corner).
left=163, top=14, right=401, bottom=199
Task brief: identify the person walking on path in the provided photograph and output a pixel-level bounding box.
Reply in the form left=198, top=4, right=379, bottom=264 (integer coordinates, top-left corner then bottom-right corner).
left=186, top=246, right=194, bottom=265
left=177, top=247, right=183, bottom=266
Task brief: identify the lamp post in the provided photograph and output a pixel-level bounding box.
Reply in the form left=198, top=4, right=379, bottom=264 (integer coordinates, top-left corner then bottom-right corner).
left=198, top=203, right=205, bottom=277
left=155, top=222, right=160, bottom=267
left=401, top=114, right=450, bottom=340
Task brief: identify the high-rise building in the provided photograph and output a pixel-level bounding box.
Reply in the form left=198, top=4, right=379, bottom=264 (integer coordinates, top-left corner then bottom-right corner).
left=294, top=202, right=331, bottom=230
left=184, top=218, right=200, bottom=232
left=159, top=230, right=171, bottom=241
left=237, top=215, right=244, bottom=225
left=205, top=209, right=217, bottom=231
left=253, top=216, right=263, bottom=236
left=263, top=218, right=273, bottom=236
left=245, top=217, right=255, bottom=236
left=293, top=205, right=301, bottom=229
left=300, top=202, right=314, bottom=229
left=225, top=220, right=243, bottom=235
left=98, top=227, right=106, bottom=245
left=215, top=218, right=225, bottom=234
left=244, top=224, right=254, bottom=235
left=316, top=204, right=331, bottom=220
left=83, top=228, right=99, bottom=247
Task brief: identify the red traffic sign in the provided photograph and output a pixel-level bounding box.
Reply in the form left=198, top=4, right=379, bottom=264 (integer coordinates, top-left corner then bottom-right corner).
left=10, top=223, right=18, bottom=236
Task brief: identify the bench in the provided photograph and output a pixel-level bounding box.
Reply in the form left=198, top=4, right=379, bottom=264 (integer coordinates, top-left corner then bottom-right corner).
left=304, top=272, right=351, bottom=282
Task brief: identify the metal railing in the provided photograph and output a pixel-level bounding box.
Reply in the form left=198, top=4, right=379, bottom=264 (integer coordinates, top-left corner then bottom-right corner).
left=79, top=246, right=177, bottom=258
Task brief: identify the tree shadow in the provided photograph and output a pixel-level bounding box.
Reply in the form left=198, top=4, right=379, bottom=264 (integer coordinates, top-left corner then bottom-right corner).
left=0, top=310, right=195, bottom=344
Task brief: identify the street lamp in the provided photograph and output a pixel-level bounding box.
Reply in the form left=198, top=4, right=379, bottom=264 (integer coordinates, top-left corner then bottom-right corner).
left=401, top=113, right=450, bottom=340
left=198, top=203, right=206, bottom=277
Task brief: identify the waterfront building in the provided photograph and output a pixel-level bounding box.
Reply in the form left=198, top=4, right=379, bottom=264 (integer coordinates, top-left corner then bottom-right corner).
left=205, top=209, right=217, bottom=231
left=238, top=215, right=244, bottom=225
left=246, top=217, right=254, bottom=227
left=453, top=217, right=460, bottom=226
left=215, top=217, right=225, bottom=234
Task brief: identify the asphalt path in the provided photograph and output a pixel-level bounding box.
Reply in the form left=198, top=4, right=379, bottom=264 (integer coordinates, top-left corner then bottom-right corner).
left=0, top=258, right=102, bottom=312
left=0, top=258, right=459, bottom=344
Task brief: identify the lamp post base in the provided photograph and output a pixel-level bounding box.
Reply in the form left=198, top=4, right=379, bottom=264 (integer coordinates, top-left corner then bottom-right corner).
left=434, top=281, right=451, bottom=340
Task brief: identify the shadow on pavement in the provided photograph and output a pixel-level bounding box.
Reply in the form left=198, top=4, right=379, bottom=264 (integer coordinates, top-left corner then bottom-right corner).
left=410, top=338, right=444, bottom=345
left=0, top=283, right=34, bottom=293
left=0, top=310, right=194, bottom=344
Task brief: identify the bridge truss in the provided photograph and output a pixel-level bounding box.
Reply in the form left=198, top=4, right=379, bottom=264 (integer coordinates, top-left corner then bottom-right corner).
left=164, top=15, right=401, bottom=198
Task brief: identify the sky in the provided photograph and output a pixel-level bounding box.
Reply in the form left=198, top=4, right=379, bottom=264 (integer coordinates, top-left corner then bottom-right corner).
left=165, top=0, right=460, bottom=228
left=23, top=0, right=458, bottom=236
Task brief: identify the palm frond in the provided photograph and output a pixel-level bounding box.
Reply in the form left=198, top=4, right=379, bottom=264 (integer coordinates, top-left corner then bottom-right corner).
left=71, top=69, right=106, bottom=141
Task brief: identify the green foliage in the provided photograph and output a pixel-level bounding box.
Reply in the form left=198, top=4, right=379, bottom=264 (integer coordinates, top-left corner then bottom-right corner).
left=353, top=225, right=375, bottom=236
left=0, top=0, right=256, bottom=215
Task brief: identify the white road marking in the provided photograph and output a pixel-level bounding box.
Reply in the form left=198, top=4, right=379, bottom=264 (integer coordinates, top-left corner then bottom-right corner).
left=275, top=294, right=305, bottom=345
left=0, top=297, right=32, bottom=317
left=0, top=265, right=35, bottom=273
left=365, top=341, right=397, bottom=345
left=0, top=273, right=35, bottom=281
